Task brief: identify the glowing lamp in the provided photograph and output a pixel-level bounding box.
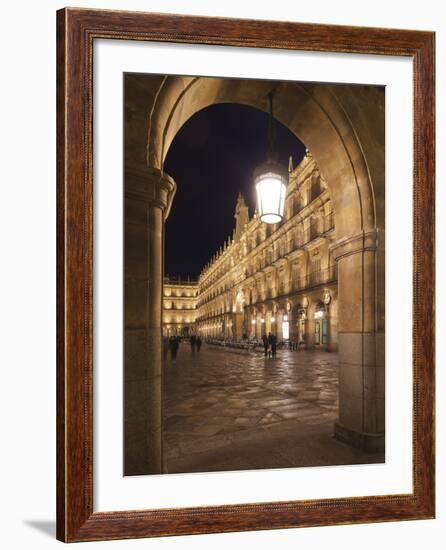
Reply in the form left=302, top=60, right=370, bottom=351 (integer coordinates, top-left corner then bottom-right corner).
left=254, top=92, right=288, bottom=225
left=254, top=161, right=288, bottom=224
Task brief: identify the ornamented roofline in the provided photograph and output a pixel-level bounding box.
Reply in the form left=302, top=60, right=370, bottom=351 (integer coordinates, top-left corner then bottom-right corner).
left=164, top=277, right=198, bottom=287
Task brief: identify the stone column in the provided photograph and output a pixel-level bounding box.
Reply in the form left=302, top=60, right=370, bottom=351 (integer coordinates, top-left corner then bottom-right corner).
left=331, top=231, right=384, bottom=452
left=124, top=167, right=176, bottom=476
left=288, top=306, right=298, bottom=343
left=233, top=312, right=243, bottom=339
left=248, top=310, right=254, bottom=338
left=276, top=312, right=282, bottom=341
left=327, top=296, right=338, bottom=352
left=306, top=304, right=316, bottom=348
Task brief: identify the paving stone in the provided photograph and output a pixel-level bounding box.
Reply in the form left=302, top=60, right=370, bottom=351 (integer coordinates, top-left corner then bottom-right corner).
left=162, top=346, right=384, bottom=473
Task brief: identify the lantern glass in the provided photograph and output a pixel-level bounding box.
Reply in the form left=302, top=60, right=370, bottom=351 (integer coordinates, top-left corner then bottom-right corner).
left=255, top=171, right=287, bottom=224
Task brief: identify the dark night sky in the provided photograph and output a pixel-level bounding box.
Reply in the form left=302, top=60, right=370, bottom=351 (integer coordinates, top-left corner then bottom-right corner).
left=164, top=103, right=306, bottom=280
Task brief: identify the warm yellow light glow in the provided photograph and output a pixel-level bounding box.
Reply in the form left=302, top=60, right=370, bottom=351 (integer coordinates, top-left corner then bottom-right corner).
left=271, top=317, right=275, bottom=323
left=282, top=321, right=290, bottom=339
left=255, top=172, right=287, bottom=224
left=251, top=320, right=256, bottom=325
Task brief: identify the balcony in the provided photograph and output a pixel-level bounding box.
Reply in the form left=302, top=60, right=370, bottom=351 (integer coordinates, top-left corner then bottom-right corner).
left=303, top=221, right=320, bottom=244
left=295, top=265, right=338, bottom=289
left=301, top=214, right=335, bottom=246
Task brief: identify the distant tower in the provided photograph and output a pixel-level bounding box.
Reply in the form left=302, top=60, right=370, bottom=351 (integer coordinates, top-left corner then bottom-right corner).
left=234, top=192, right=249, bottom=240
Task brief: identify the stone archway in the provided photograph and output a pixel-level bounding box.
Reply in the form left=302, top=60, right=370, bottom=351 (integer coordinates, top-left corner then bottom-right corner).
left=148, top=77, right=382, bottom=239
left=124, top=74, right=385, bottom=475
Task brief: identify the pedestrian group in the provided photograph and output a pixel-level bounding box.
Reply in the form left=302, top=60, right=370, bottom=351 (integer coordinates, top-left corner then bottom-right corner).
left=164, top=332, right=281, bottom=361
left=262, top=332, right=277, bottom=358
left=163, top=334, right=202, bottom=361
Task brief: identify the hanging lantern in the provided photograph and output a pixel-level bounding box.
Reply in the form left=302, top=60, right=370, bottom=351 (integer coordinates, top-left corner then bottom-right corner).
left=254, top=160, right=288, bottom=224
left=254, top=92, right=288, bottom=224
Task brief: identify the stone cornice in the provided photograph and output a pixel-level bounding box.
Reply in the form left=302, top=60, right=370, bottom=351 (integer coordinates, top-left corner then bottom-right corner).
left=330, top=230, right=378, bottom=261
left=286, top=249, right=305, bottom=261
left=125, top=166, right=176, bottom=219
left=273, top=257, right=288, bottom=268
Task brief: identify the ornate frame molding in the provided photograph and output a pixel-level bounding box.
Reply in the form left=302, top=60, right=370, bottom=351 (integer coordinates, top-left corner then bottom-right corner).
left=57, top=8, right=435, bottom=542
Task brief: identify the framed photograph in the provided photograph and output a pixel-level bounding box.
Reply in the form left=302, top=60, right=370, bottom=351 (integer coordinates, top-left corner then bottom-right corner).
left=56, top=7, right=435, bottom=542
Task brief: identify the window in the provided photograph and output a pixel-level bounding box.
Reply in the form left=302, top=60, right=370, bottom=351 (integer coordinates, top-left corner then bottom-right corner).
left=309, top=259, right=321, bottom=285
left=310, top=174, right=321, bottom=202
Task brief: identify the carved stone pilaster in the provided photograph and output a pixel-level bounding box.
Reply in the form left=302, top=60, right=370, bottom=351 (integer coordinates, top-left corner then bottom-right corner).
left=329, top=229, right=384, bottom=452
left=125, top=166, right=176, bottom=220
left=124, top=165, right=176, bottom=475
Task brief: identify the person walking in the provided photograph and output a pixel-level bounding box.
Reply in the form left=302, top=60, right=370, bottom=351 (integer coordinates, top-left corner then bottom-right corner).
left=190, top=334, right=196, bottom=352
left=268, top=332, right=277, bottom=358
left=196, top=336, right=202, bottom=352
left=169, top=335, right=179, bottom=360
left=262, top=333, right=269, bottom=357
left=163, top=336, right=169, bottom=360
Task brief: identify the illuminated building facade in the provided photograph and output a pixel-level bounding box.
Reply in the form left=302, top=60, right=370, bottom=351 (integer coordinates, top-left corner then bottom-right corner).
left=162, top=279, right=199, bottom=336
left=163, top=152, right=338, bottom=350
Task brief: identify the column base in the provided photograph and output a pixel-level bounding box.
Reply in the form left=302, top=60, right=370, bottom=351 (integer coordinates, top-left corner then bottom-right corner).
left=334, top=421, right=385, bottom=453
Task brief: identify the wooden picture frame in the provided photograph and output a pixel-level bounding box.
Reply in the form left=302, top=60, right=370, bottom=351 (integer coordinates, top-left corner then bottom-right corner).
left=56, top=7, right=435, bottom=542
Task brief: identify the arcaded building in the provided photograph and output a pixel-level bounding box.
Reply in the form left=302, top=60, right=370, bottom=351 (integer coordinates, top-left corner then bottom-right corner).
left=195, top=151, right=338, bottom=350
left=162, top=152, right=339, bottom=351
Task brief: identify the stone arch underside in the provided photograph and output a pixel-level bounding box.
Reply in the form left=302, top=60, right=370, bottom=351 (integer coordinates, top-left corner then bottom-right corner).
left=147, top=76, right=384, bottom=242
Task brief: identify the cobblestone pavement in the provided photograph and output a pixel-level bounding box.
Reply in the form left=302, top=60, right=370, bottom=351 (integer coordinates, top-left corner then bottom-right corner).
left=162, top=344, right=384, bottom=474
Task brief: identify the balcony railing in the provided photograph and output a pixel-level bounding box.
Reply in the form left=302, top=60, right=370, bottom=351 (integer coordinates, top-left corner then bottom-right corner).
left=294, top=265, right=337, bottom=290
left=164, top=277, right=198, bottom=286
left=300, top=214, right=334, bottom=246
left=302, top=222, right=319, bottom=244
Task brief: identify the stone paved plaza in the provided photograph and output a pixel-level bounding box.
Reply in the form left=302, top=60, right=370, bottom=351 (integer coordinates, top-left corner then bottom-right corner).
left=162, top=344, right=384, bottom=474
